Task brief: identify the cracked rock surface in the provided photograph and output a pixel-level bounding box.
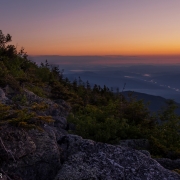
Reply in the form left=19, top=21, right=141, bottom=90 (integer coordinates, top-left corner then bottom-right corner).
left=55, top=135, right=180, bottom=180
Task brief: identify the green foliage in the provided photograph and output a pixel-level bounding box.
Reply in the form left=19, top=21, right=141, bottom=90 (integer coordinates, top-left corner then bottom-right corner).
left=0, top=103, right=10, bottom=121
left=68, top=100, right=151, bottom=143
left=12, top=94, right=27, bottom=105
left=149, top=100, right=180, bottom=159
left=26, top=85, right=47, bottom=98
left=68, top=112, right=122, bottom=143
left=31, top=102, right=48, bottom=111
left=0, top=102, right=54, bottom=130
left=68, top=93, right=180, bottom=159
left=0, top=61, right=8, bottom=86
left=0, top=30, right=11, bottom=49
left=0, top=61, right=8, bottom=76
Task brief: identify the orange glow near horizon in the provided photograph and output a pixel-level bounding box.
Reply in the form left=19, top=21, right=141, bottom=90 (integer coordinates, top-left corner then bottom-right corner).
left=27, top=41, right=180, bottom=56
left=2, top=1, right=180, bottom=59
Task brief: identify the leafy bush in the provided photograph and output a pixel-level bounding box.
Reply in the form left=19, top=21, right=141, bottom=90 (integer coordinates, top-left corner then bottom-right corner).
left=149, top=101, right=180, bottom=159
left=0, top=102, right=54, bottom=130
left=68, top=100, right=151, bottom=143
left=12, top=94, right=27, bottom=105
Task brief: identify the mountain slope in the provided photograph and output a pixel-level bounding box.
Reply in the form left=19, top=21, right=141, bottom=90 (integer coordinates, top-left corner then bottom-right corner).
left=122, top=91, right=180, bottom=115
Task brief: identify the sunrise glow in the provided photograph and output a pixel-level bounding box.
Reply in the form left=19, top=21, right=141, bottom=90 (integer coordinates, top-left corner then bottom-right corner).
left=1, top=1, right=180, bottom=58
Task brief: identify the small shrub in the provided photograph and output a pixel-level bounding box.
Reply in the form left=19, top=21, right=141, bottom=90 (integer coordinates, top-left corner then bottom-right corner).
left=12, top=94, right=27, bottom=105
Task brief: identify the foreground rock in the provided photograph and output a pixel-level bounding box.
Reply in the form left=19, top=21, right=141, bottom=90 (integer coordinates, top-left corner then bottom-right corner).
left=55, top=135, right=180, bottom=180
left=0, top=125, right=66, bottom=180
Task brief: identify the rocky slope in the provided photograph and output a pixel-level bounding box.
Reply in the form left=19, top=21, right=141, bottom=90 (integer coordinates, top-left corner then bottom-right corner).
left=0, top=87, right=180, bottom=180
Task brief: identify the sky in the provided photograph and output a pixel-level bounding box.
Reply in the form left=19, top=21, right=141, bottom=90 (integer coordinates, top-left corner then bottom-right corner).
left=1, top=0, right=180, bottom=56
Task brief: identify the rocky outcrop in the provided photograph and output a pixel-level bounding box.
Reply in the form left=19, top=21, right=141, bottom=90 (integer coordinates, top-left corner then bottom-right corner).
left=55, top=135, right=180, bottom=180
left=0, top=125, right=66, bottom=180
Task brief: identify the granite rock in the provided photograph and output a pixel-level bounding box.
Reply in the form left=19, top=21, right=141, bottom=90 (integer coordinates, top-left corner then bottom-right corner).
left=55, top=135, right=180, bottom=180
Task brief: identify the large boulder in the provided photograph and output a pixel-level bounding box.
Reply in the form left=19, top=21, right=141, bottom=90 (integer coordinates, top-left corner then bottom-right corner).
left=0, top=126, right=36, bottom=162
left=0, top=125, right=65, bottom=180
left=55, top=135, right=180, bottom=180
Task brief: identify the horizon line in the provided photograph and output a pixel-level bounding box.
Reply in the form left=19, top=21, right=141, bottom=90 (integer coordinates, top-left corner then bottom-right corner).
left=30, top=54, right=180, bottom=57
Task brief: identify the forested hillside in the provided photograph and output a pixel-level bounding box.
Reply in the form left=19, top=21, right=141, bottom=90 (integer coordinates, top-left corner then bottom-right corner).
left=1, top=30, right=180, bottom=159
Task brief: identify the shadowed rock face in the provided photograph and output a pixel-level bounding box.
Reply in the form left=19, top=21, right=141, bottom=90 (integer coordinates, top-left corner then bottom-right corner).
left=0, top=125, right=64, bottom=180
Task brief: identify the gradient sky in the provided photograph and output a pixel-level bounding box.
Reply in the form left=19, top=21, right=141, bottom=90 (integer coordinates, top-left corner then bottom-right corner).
left=1, top=0, right=180, bottom=56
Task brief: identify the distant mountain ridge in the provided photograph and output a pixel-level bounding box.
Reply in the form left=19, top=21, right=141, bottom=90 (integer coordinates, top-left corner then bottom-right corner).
left=122, top=91, right=180, bottom=115
left=64, top=67, right=180, bottom=103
